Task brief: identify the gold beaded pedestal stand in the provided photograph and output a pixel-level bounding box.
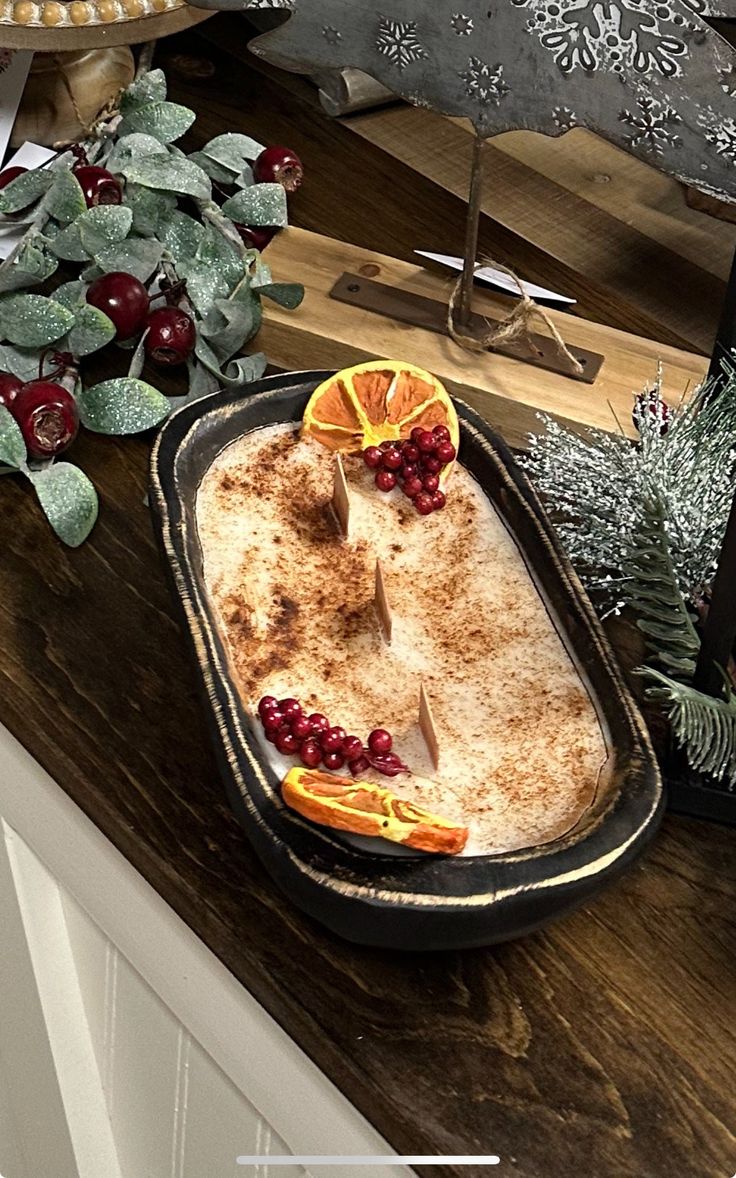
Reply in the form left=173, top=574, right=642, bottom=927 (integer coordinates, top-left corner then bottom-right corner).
left=0, top=0, right=211, bottom=147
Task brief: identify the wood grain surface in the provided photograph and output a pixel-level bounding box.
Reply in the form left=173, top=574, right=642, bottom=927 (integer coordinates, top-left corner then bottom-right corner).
left=0, top=20, right=734, bottom=1178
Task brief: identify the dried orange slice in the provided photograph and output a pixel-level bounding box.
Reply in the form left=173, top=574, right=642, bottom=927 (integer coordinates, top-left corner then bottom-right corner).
left=282, top=766, right=468, bottom=855
left=302, top=360, right=460, bottom=455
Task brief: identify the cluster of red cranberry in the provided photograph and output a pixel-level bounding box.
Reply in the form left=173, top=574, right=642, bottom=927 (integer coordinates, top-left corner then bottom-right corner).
left=0, top=354, right=79, bottom=460
left=363, top=425, right=457, bottom=515
left=257, top=696, right=408, bottom=777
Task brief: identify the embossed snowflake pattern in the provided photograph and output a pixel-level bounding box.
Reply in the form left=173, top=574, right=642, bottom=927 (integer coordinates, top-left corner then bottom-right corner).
left=704, top=118, right=736, bottom=163
left=375, top=16, right=428, bottom=71
left=451, top=12, right=474, bottom=36
left=719, top=65, right=736, bottom=96
left=553, top=106, right=577, bottom=132
left=511, top=0, right=688, bottom=78
left=618, top=96, right=683, bottom=155
left=323, top=25, right=342, bottom=45
left=459, top=56, right=510, bottom=105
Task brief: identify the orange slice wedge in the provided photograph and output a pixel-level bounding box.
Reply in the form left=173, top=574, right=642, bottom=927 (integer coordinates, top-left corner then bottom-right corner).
left=302, top=360, right=460, bottom=455
left=282, top=766, right=469, bottom=855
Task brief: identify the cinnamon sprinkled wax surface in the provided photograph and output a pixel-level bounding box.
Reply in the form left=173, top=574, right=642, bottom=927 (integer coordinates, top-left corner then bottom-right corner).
left=197, top=422, right=608, bottom=857
left=151, top=369, right=662, bottom=948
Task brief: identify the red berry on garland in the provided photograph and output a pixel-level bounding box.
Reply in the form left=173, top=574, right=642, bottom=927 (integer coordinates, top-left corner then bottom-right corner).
left=362, top=446, right=382, bottom=470
left=235, top=224, right=277, bottom=252
left=368, top=728, right=392, bottom=755
left=300, top=739, right=322, bottom=769
left=86, top=271, right=150, bottom=341
left=11, top=381, right=79, bottom=460
left=144, top=307, right=196, bottom=368
left=253, top=146, right=304, bottom=193
left=375, top=469, right=397, bottom=492
left=73, top=165, right=123, bottom=208
left=0, top=166, right=27, bottom=190
left=0, top=372, right=23, bottom=412
left=414, top=491, right=435, bottom=516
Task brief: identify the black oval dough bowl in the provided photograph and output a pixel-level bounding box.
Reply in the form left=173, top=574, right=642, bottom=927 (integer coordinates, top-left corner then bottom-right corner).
left=150, top=371, right=663, bottom=951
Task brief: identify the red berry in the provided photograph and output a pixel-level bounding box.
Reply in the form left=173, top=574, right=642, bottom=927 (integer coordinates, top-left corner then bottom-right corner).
left=381, top=448, right=402, bottom=471
left=86, top=271, right=149, bottom=340
left=432, top=424, right=451, bottom=441
left=363, top=446, right=382, bottom=469
left=423, top=456, right=442, bottom=475
left=276, top=730, right=300, bottom=756
left=416, top=430, right=436, bottom=453
left=258, top=695, right=279, bottom=718
left=300, top=739, right=322, bottom=768
left=431, top=490, right=447, bottom=511
left=375, top=470, right=397, bottom=492
left=308, top=713, right=329, bottom=735
left=11, top=381, right=79, bottom=460
left=235, top=224, right=277, bottom=251
left=348, top=755, right=370, bottom=776
left=263, top=710, right=285, bottom=736
left=253, top=146, right=304, bottom=193
left=291, top=714, right=312, bottom=741
left=435, top=440, right=457, bottom=464
left=323, top=751, right=345, bottom=771
left=368, top=728, right=392, bottom=754
left=379, top=440, right=396, bottom=451
left=401, top=442, right=420, bottom=463
left=414, top=491, right=435, bottom=516
left=0, top=166, right=27, bottom=190
left=73, top=165, right=122, bottom=208
left=144, top=307, right=195, bottom=367
left=342, top=735, right=364, bottom=760
left=0, top=372, right=23, bottom=412
left=403, top=475, right=424, bottom=499
left=279, top=698, right=302, bottom=722
left=422, top=474, right=440, bottom=494
left=634, top=391, right=671, bottom=436
left=400, top=462, right=418, bottom=480
left=410, top=426, right=425, bottom=444
left=321, top=725, right=347, bottom=754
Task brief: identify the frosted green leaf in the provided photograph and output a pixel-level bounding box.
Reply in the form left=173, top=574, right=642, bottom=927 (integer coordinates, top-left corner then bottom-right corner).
left=120, top=101, right=196, bottom=144
left=126, top=184, right=176, bottom=237
left=78, top=205, right=133, bottom=255
left=78, top=377, right=170, bottom=434
left=127, top=329, right=148, bottom=380
left=68, top=304, right=116, bottom=357
left=94, top=238, right=163, bottom=283
left=106, top=133, right=168, bottom=174
left=234, top=164, right=255, bottom=189
left=256, top=282, right=305, bottom=310
left=43, top=169, right=86, bottom=225
left=0, top=239, right=58, bottom=292
left=186, top=357, right=219, bottom=402
left=194, top=223, right=243, bottom=291
left=202, top=133, right=264, bottom=171
left=0, top=168, right=53, bottom=214
left=0, top=343, right=45, bottom=381
left=179, top=260, right=229, bottom=316
left=47, top=221, right=89, bottom=262
left=187, top=152, right=238, bottom=186
left=52, top=280, right=88, bottom=310
left=120, top=68, right=167, bottom=113
left=201, top=285, right=262, bottom=361
left=124, top=156, right=211, bottom=201
left=222, top=184, right=287, bottom=228
left=159, top=211, right=204, bottom=266
left=0, top=294, right=74, bottom=347
left=224, top=352, right=267, bottom=385
left=29, top=462, right=98, bottom=547
left=0, top=405, right=25, bottom=469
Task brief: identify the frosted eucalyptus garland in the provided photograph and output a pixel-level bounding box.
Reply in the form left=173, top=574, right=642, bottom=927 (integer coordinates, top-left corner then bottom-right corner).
left=524, top=367, right=736, bottom=788
left=0, top=67, right=304, bottom=546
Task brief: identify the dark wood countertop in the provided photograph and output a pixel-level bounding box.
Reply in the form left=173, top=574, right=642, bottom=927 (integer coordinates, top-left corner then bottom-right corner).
left=1, top=21, right=735, bottom=1178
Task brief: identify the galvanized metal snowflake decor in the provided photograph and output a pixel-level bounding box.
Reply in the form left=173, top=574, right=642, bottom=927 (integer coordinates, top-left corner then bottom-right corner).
left=193, top=0, right=736, bottom=202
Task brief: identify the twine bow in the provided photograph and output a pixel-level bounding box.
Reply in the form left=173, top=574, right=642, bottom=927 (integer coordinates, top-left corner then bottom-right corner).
left=447, top=257, right=584, bottom=377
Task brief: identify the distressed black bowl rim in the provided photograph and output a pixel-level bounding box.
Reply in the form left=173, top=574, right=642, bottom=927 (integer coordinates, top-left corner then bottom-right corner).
left=149, top=370, right=664, bottom=950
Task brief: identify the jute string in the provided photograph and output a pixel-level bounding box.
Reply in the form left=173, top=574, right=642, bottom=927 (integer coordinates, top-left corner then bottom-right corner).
left=447, top=256, right=584, bottom=376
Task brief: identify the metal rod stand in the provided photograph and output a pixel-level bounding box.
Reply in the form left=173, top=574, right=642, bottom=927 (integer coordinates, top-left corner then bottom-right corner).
left=708, top=239, right=736, bottom=384
left=457, top=133, right=485, bottom=329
